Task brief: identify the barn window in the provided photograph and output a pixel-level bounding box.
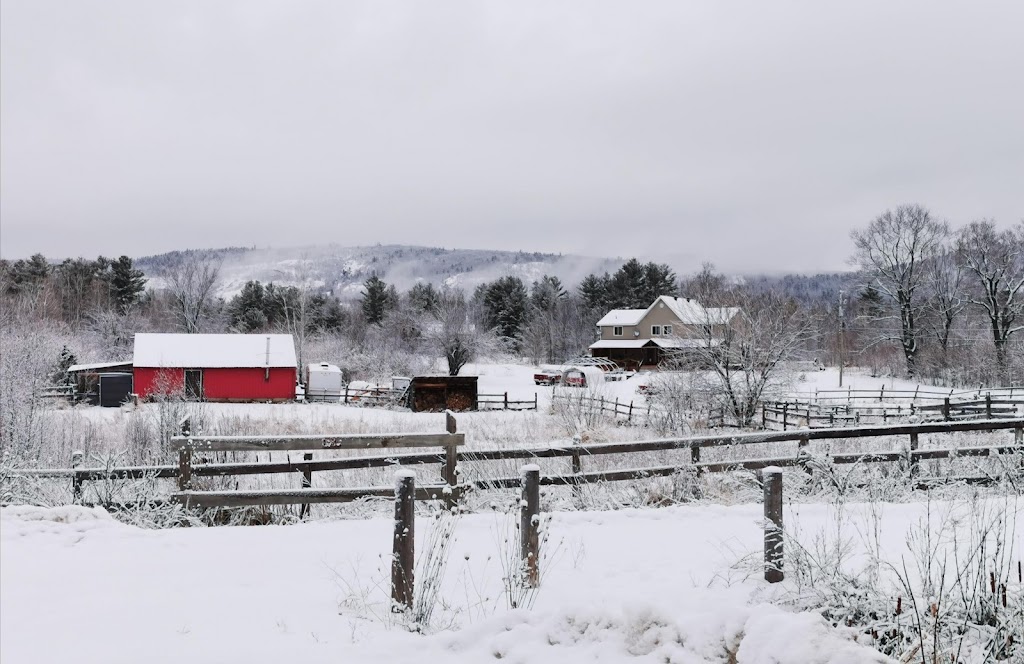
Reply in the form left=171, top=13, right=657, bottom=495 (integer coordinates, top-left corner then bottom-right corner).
left=613, top=326, right=623, bottom=336
left=651, top=325, right=661, bottom=335
left=663, top=325, right=672, bottom=335
left=184, top=370, right=203, bottom=400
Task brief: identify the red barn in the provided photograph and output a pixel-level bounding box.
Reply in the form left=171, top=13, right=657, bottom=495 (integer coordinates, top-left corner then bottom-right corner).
left=133, top=333, right=297, bottom=402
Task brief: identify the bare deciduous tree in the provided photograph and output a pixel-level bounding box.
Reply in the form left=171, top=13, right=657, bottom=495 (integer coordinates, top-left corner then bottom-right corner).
left=164, top=255, right=221, bottom=333
left=922, top=246, right=966, bottom=368
left=430, top=290, right=494, bottom=376
left=660, top=290, right=814, bottom=427
left=956, top=219, right=1024, bottom=378
left=850, top=204, right=948, bottom=376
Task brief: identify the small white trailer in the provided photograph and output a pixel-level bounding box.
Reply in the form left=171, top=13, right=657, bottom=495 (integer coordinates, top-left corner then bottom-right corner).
left=305, top=363, right=343, bottom=402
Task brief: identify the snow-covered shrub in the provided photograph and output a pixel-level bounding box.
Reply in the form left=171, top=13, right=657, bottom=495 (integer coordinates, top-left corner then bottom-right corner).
left=779, top=492, right=1022, bottom=662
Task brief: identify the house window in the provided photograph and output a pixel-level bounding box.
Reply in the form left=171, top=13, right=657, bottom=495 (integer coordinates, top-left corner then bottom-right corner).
left=663, top=325, right=672, bottom=335
left=651, top=325, right=661, bottom=336
left=613, top=326, right=623, bottom=336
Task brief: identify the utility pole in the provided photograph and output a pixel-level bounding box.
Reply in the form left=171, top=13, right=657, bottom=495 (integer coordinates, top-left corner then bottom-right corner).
left=838, top=290, right=846, bottom=388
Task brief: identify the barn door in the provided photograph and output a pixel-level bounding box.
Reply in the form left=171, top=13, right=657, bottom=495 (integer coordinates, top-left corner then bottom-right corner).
left=184, top=370, right=204, bottom=400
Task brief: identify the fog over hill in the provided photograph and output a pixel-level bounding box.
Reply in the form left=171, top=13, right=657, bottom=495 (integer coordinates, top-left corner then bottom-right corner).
left=136, top=244, right=626, bottom=299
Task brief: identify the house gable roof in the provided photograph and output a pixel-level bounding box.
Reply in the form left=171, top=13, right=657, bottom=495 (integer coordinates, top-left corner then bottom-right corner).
left=596, top=296, right=742, bottom=329
left=596, top=309, right=647, bottom=326
left=133, top=333, right=297, bottom=368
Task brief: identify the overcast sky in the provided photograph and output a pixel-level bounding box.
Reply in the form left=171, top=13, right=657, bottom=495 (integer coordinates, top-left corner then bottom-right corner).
left=1, top=1, right=1021, bottom=273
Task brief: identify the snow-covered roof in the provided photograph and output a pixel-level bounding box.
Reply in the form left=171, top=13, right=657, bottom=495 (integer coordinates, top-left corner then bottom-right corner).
left=67, top=361, right=133, bottom=373
left=648, top=338, right=713, bottom=349
left=588, top=339, right=651, bottom=349
left=596, top=296, right=742, bottom=328
left=704, top=307, right=741, bottom=324
left=596, top=309, right=647, bottom=326
left=133, top=333, right=297, bottom=368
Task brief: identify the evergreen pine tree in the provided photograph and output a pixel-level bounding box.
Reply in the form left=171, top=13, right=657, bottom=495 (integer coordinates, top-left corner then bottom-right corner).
left=361, top=275, right=393, bottom=325
left=110, top=256, right=147, bottom=314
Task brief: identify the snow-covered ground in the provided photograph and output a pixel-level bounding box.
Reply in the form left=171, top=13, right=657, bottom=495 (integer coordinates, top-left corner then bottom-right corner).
left=7, top=498, right=982, bottom=664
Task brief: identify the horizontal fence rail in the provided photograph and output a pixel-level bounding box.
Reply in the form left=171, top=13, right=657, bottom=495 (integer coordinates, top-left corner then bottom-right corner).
left=11, top=417, right=1021, bottom=512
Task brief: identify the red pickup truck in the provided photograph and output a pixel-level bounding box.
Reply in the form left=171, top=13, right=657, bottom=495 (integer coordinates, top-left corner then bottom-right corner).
left=533, top=370, right=563, bottom=386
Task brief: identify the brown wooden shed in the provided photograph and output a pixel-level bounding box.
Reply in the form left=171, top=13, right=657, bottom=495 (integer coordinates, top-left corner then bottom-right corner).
left=408, top=376, right=478, bottom=412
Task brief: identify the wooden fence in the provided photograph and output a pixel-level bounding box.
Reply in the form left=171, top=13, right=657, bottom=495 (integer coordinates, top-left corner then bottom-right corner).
left=477, top=392, right=539, bottom=411
left=551, top=391, right=653, bottom=422
left=339, top=386, right=538, bottom=411
left=762, top=393, right=1024, bottom=430
left=18, top=417, right=1023, bottom=511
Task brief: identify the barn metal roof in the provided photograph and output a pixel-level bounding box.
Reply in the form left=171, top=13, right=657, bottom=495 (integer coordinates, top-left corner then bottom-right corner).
left=133, top=334, right=297, bottom=368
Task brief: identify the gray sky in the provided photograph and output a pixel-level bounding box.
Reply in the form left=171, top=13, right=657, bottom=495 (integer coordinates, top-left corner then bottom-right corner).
left=2, top=1, right=1022, bottom=273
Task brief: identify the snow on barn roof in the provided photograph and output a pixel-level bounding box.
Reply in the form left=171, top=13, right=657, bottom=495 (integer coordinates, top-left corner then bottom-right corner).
left=133, top=334, right=297, bottom=369
left=596, top=309, right=647, bottom=326
left=67, top=361, right=133, bottom=373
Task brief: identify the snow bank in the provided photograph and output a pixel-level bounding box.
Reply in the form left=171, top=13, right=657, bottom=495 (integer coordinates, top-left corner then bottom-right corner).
left=0, top=501, right=909, bottom=663
left=443, top=601, right=887, bottom=663
left=0, top=505, right=126, bottom=540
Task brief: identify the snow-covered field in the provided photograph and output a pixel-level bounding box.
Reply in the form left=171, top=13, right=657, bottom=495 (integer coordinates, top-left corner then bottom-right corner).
left=11, top=497, right=1003, bottom=663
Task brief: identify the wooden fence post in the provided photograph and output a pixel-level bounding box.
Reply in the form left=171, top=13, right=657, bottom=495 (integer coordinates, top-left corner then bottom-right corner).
left=985, top=393, right=992, bottom=418
left=690, top=442, right=701, bottom=465
left=798, top=436, right=811, bottom=475
left=520, top=464, right=541, bottom=588
left=782, top=403, right=788, bottom=431
left=71, top=450, right=84, bottom=503
left=177, top=416, right=193, bottom=492
left=299, top=452, right=313, bottom=519
left=908, top=433, right=919, bottom=478
left=443, top=410, right=459, bottom=509
left=943, top=398, right=951, bottom=421
left=614, top=398, right=619, bottom=420
left=504, top=392, right=509, bottom=410
left=628, top=401, right=634, bottom=423
left=392, top=470, right=416, bottom=611
left=534, top=393, right=538, bottom=411
left=763, top=467, right=784, bottom=583
left=570, top=437, right=583, bottom=503
left=762, top=404, right=767, bottom=429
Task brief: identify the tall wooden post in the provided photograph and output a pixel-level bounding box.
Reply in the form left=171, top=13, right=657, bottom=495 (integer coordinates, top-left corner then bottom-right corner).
left=299, top=452, right=313, bottom=519
left=520, top=465, right=541, bottom=588
left=763, top=467, right=784, bottom=583
left=392, top=470, right=416, bottom=611
left=443, top=410, right=458, bottom=509
left=71, top=450, right=84, bottom=503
